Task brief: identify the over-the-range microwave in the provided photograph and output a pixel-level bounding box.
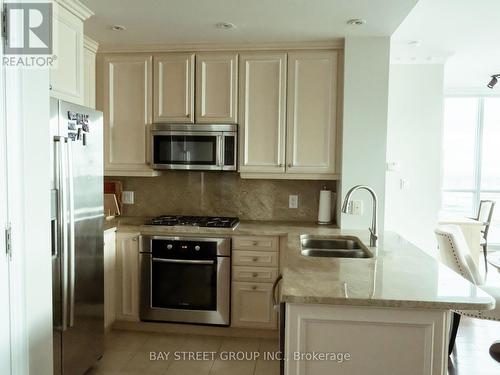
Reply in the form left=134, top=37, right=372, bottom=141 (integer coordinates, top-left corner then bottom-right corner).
left=151, top=124, right=237, bottom=171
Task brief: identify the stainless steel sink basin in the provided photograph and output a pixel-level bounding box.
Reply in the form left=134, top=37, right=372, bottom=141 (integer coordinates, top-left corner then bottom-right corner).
left=300, top=235, right=373, bottom=258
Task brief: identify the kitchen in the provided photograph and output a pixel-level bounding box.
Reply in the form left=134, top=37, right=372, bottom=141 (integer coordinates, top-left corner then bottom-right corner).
left=2, top=1, right=500, bottom=375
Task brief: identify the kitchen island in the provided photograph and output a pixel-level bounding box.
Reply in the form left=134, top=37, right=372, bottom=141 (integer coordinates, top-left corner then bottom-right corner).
left=109, top=217, right=494, bottom=375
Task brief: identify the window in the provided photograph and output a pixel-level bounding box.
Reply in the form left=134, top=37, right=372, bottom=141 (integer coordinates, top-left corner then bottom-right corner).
left=441, top=97, right=500, bottom=245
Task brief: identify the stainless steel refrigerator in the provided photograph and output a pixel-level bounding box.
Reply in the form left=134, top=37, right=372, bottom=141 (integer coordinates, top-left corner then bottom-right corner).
left=50, top=98, right=104, bottom=375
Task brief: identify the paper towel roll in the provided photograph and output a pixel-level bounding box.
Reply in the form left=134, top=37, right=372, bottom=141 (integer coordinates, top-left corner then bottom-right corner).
left=318, top=188, right=332, bottom=224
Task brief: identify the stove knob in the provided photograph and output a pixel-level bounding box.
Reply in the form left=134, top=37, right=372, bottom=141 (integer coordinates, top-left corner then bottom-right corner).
left=167, top=244, right=173, bottom=250
left=195, top=245, right=201, bottom=251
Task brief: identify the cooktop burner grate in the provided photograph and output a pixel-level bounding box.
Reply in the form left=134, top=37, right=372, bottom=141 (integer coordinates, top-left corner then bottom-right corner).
left=149, top=215, right=239, bottom=228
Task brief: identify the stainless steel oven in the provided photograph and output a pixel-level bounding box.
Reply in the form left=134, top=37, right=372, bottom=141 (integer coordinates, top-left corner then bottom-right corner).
left=139, top=235, right=231, bottom=326
left=151, top=124, right=237, bottom=171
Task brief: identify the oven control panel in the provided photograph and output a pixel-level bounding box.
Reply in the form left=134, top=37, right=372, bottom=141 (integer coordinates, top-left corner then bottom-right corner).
left=152, top=239, right=218, bottom=260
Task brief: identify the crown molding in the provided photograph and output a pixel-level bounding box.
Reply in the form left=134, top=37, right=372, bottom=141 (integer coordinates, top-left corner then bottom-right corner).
left=96, top=39, right=344, bottom=54
left=84, top=35, right=99, bottom=53
left=53, top=0, right=94, bottom=21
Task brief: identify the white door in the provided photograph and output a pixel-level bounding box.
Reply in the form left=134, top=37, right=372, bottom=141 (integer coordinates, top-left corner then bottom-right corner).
left=239, top=53, right=287, bottom=173
left=286, top=51, right=339, bottom=175
left=196, top=52, right=238, bottom=124
left=153, top=53, right=195, bottom=123
left=0, top=4, right=12, bottom=369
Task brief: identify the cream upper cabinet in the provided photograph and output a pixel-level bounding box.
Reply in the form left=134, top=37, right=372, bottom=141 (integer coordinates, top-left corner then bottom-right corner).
left=153, top=53, right=195, bottom=123
left=98, top=54, right=159, bottom=176
left=83, top=36, right=98, bottom=109
left=239, top=53, right=287, bottom=173
left=196, top=53, right=238, bottom=124
left=286, top=51, right=339, bottom=175
left=50, top=0, right=93, bottom=105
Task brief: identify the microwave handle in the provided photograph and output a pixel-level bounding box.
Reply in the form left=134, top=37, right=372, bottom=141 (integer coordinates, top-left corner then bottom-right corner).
left=217, top=135, right=223, bottom=167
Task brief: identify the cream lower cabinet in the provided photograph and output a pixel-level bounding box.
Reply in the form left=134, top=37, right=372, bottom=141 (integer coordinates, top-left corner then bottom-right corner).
left=103, top=228, right=116, bottom=331
left=153, top=53, right=195, bottom=123
left=239, top=53, right=287, bottom=173
left=231, top=282, right=277, bottom=329
left=115, top=232, right=140, bottom=322
left=98, top=54, right=159, bottom=177
left=231, top=236, right=279, bottom=329
left=196, top=53, right=238, bottom=124
left=239, top=51, right=340, bottom=180
left=50, top=0, right=93, bottom=104
left=285, top=304, right=448, bottom=375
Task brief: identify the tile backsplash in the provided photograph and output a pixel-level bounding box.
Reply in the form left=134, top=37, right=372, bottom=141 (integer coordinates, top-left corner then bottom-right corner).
left=108, top=171, right=337, bottom=222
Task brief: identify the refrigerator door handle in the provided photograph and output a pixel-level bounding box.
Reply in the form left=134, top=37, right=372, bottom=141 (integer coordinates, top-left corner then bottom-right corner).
left=67, top=140, right=76, bottom=328
left=55, top=136, right=69, bottom=332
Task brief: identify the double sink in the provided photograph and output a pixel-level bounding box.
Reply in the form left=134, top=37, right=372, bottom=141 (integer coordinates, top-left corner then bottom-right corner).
left=300, top=235, right=373, bottom=259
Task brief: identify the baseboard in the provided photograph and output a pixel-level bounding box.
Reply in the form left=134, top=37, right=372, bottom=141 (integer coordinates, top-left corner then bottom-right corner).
left=112, top=320, right=279, bottom=339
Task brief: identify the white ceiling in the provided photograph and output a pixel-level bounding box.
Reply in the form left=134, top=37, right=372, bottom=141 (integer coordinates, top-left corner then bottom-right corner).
left=392, top=0, right=500, bottom=89
left=81, top=0, right=418, bottom=49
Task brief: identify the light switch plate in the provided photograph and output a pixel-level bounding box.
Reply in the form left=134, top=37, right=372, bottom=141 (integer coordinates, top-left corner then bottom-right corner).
left=289, top=195, right=299, bottom=209
left=122, top=191, right=134, bottom=204
left=349, top=199, right=363, bottom=215
left=386, top=161, right=400, bottom=172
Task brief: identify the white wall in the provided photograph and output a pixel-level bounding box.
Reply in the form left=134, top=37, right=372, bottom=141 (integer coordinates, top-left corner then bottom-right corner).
left=341, top=37, right=391, bottom=232
left=385, top=64, right=444, bottom=253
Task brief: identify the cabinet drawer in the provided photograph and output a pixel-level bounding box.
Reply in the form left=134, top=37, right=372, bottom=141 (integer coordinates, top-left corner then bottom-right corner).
left=233, top=236, right=279, bottom=252
left=232, top=266, right=278, bottom=283
left=232, top=250, right=278, bottom=267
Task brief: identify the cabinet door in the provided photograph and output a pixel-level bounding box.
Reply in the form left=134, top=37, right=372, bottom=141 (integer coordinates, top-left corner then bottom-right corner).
left=103, top=229, right=116, bottom=331
left=196, top=53, right=238, bottom=123
left=231, top=282, right=277, bottom=329
left=239, top=53, right=287, bottom=173
left=99, top=54, right=158, bottom=176
left=50, top=3, right=84, bottom=104
left=286, top=51, right=338, bottom=174
left=115, top=233, right=140, bottom=321
left=154, top=53, right=195, bottom=123
left=83, top=40, right=96, bottom=108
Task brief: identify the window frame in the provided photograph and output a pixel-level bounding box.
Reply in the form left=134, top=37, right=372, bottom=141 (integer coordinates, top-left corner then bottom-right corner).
left=442, top=95, right=500, bottom=247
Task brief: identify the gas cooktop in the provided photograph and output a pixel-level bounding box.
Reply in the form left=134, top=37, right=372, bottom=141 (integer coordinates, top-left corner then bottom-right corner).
left=148, top=215, right=239, bottom=229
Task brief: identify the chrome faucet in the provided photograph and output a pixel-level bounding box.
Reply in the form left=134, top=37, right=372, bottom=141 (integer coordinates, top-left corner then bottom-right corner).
left=341, top=185, right=378, bottom=247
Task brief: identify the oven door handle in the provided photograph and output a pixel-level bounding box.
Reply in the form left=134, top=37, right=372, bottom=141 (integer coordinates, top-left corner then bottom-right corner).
left=152, top=258, right=215, bottom=265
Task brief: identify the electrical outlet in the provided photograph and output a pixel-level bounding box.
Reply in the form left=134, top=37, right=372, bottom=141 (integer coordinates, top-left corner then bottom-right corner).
left=349, top=199, right=363, bottom=215
left=122, top=191, right=134, bottom=204
left=289, top=195, right=299, bottom=209
left=400, top=178, right=411, bottom=190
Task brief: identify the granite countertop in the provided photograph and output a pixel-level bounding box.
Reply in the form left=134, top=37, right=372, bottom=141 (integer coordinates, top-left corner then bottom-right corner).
left=106, top=216, right=495, bottom=311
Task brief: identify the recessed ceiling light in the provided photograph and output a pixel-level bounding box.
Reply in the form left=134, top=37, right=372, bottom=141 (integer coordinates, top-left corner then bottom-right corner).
left=347, top=19, right=366, bottom=26
left=111, top=25, right=126, bottom=32
left=215, top=22, right=236, bottom=30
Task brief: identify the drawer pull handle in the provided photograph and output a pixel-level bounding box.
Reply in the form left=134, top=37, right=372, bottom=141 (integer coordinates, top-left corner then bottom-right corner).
left=252, top=272, right=258, bottom=277
left=252, top=285, right=257, bottom=290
